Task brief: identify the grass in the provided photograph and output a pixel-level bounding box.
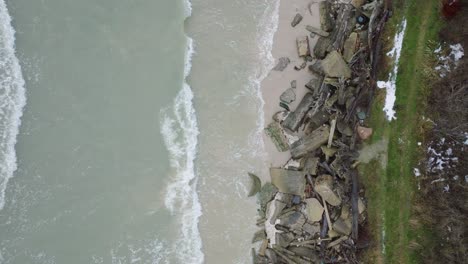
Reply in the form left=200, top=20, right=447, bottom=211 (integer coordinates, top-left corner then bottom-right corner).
left=359, top=0, right=443, bottom=263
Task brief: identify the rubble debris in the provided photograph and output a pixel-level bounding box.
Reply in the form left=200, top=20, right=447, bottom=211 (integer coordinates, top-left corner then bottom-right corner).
left=290, top=80, right=297, bottom=89
left=314, top=36, right=332, bottom=59
left=319, top=1, right=334, bottom=32
left=270, top=168, right=306, bottom=196
left=357, top=125, right=373, bottom=140
left=291, top=13, right=303, bottom=27
left=265, top=122, right=290, bottom=152
left=273, top=57, right=290, bottom=71
left=343, top=32, right=359, bottom=62
left=320, top=50, right=352, bottom=78
left=305, top=25, right=330, bottom=37
left=305, top=198, right=324, bottom=222
left=296, top=36, right=310, bottom=57
left=315, top=175, right=341, bottom=206
left=290, top=125, right=330, bottom=159
left=248, top=172, right=262, bottom=197
left=280, top=88, right=296, bottom=104
left=283, top=93, right=315, bottom=132
left=279, top=102, right=290, bottom=111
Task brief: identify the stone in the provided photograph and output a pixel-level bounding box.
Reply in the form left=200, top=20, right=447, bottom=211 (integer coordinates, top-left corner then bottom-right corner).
left=321, top=146, right=337, bottom=158
left=319, top=1, right=334, bottom=32
left=305, top=198, right=324, bottom=222
left=258, top=182, right=278, bottom=213
left=333, top=218, right=352, bottom=235
left=291, top=13, right=303, bottom=27
left=358, top=198, right=366, bottom=214
left=272, top=111, right=288, bottom=123
left=278, top=211, right=306, bottom=230
left=307, top=110, right=330, bottom=131
left=351, top=0, right=366, bottom=8
left=275, top=232, right=295, bottom=248
left=302, top=222, right=321, bottom=236
left=273, top=57, right=290, bottom=71
left=290, top=80, right=297, bottom=89
left=280, top=88, right=296, bottom=104
left=288, top=246, right=319, bottom=261
left=265, top=122, right=289, bottom=152
left=357, top=125, right=373, bottom=140
left=314, top=174, right=341, bottom=206
left=296, top=36, right=310, bottom=57
left=337, top=118, right=353, bottom=136
left=321, top=50, right=352, bottom=78
left=305, top=78, right=322, bottom=94
left=301, top=156, right=319, bottom=175
left=270, top=168, right=306, bottom=196
left=252, top=229, right=267, bottom=243
left=279, top=102, right=290, bottom=111
left=282, top=93, right=314, bottom=132
left=314, top=36, right=332, bottom=59
left=305, top=25, right=330, bottom=37
left=265, top=249, right=278, bottom=263
left=266, top=199, right=286, bottom=225
left=308, top=60, right=324, bottom=75
left=248, top=172, right=262, bottom=197
left=343, top=32, right=359, bottom=62
left=290, top=125, right=330, bottom=159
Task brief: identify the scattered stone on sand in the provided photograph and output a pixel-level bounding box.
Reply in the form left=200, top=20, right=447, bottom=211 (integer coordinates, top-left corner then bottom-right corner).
left=265, top=122, right=290, bottom=152
left=248, top=172, right=262, bottom=197
left=294, top=61, right=307, bottom=71
left=291, top=13, right=303, bottom=27
left=321, top=50, right=352, bottom=78
left=343, top=32, right=359, bottom=62
left=305, top=198, right=324, bottom=222
left=314, top=174, right=341, bottom=206
left=283, top=93, right=315, bottom=132
left=280, top=88, right=296, bottom=104
left=273, top=57, right=290, bottom=71
left=290, top=125, right=330, bottom=159
left=306, top=25, right=330, bottom=37
left=290, top=80, right=297, bottom=89
left=319, top=1, right=335, bottom=32
left=357, top=125, right=373, bottom=140
left=270, top=168, right=306, bottom=196
left=296, top=36, right=310, bottom=57
left=272, top=111, right=288, bottom=123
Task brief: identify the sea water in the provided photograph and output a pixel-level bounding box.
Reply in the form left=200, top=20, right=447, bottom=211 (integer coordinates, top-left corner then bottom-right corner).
left=0, top=0, right=279, bottom=263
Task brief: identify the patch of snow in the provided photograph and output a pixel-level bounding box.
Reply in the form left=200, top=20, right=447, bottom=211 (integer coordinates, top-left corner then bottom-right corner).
left=413, top=168, right=421, bottom=177
left=453, top=175, right=459, bottom=180
left=465, top=175, right=468, bottom=183
left=434, top=43, right=464, bottom=77
left=377, top=19, right=407, bottom=121
left=443, top=184, right=450, bottom=193
left=431, top=178, right=445, bottom=184
left=450, top=43, right=464, bottom=61
left=417, top=142, right=422, bottom=146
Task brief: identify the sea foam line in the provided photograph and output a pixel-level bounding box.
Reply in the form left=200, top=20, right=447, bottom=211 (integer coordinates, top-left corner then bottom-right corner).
left=0, top=0, right=27, bottom=210
left=159, top=0, right=203, bottom=263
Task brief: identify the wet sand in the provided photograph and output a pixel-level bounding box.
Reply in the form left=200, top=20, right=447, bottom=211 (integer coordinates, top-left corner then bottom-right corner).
left=261, top=0, right=321, bottom=170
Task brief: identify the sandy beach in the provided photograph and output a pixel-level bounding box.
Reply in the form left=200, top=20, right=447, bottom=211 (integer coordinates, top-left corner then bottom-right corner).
left=261, top=0, right=321, bottom=168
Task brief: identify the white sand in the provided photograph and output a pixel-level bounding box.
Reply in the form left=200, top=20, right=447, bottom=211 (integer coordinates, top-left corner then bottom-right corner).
left=261, top=0, right=321, bottom=168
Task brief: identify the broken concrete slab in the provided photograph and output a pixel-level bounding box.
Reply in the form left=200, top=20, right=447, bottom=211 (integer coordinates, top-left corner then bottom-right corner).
left=314, top=36, right=332, bottom=59
left=319, top=1, right=334, bottom=32
left=288, top=246, right=319, bottom=261
left=280, top=88, right=296, bottom=104
left=333, top=218, right=352, bottom=236
left=296, top=36, right=310, bottom=57
left=321, top=146, right=338, bottom=158
left=290, top=125, right=330, bottom=159
left=305, top=78, right=322, bottom=95
left=306, top=25, right=330, bottom=37
left=248, top=172, right=262, bottom=197
left=343, top=32, right=359, bottom=62
left=270, top=168, right=306, bottom=196
left=321, top=50, right=352, bottom=78
left=252, top=229, right=267, bottom=243
left=314, top=174, right=341, bottom=206
left=307, top=110, right=331, bottom=132
left=273, top=57, right=290, bottom=71
left=282, top=93, right=314, bottom=132
left=302, top=222, right=321, bottom=236
left=290, top=80, right=296, bottom=89
left=336, top=118, right=353, bottom=136
left=265, top=122, right=289, bottom=152
left=275, top=232, right=296, bottom=248
left=301, top=156, right=319, bottom=176
left=278, top=211, right=306, bottom=230
left=291, top=13, right=303, bottom=27
left=305, top=198, right=324, bottom=222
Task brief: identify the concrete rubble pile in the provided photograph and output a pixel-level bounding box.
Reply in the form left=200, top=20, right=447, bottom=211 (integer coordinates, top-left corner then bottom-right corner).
left=251, top=0, right=390, bottom=263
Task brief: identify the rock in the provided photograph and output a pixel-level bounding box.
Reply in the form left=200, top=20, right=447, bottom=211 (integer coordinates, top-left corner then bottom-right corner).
left=357, top=125, right=373, bottom=140
left=314, top=174, right=341, bottom=206
left=305, top=56, right=314, bottom=62
left=314, top=36, right=332, bottom=59
left=265, top=199, right=286, bottom=246
left=272, top=111, right=288, bottom=123
left=248, top=172, right=262, bottom=197
left=351, top=0, right=366, bottom=8
left=305, top=78, right=322, bottom=94
left=294, top=61, right=307, bottom=71
left=278, top=211, right=306, bottom=230
left=283, top=93, right=314, bottom=132
left=290, top=80, right=297, bottom=89
left=291, top=13, right=303, bottom=27
left=321, top=50, right=352, bottom=78
left=321, top=146, right=337, bottom=158
left=305, top=198, right=324, bottom=222
left=308, top=60, right=324, bottom=75
left=319, top=1, right=334, bottom=32
left=306, top=25, right=330, bottom=37
left=358, top=198, right=366, bottom=214
left=333, top=218, right=352, bottom=235
left=258, top=182, right=278, bottom=213
left=270, top=168, right=306, bottom=196
left=307, top=110, right=330, bottom=131
left=265, top=249, right=278, bottom=263
left=265, top=122, right=289, bottom=152
left=288, top=246, right=319, bottom=260
left=279, top=102, right=290, bottom=111
left=296, top=36, right=310, bottom=57
left=273, top=57, right=290, bottom=71
left=275, top=232, right=295, bottom=248
left=343, top=32, right=359, bottom=62
left=252, top=229, right=267, bottom=243
left=336, top=118, right=353, bottom=136
left=290, top=125, right=330, bottom=159
left=301, top=156, right=319, bottom=175
left=280, top=88, right=296, bottom=104
left=302, top=222, right=321, bottom=236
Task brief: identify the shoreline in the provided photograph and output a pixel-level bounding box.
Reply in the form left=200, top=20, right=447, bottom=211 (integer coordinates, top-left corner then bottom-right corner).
left=260, top=0, right=321, bottom=169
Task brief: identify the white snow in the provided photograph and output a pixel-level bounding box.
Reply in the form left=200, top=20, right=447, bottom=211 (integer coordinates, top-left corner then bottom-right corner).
left=434, top=43, right=464, bottom=77
left=413, top=168, right=421, bottom=177
left=377, top=20, right=407, bottom=121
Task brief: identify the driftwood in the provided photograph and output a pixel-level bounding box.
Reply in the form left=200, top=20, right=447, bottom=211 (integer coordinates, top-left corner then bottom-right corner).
left=331, top=4, right=355, bottom=52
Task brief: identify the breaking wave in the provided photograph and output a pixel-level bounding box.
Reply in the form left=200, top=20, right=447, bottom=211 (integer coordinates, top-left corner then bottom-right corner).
left=159, top=0, right=203, bottom=263
left=0, top=0, right=27, bottom=210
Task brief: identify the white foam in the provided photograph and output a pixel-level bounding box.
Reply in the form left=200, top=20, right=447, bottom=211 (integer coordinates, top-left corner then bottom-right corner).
left=377, top=19, right=407, bottom=121
left=0, top=0, right=27, bottom=210
left=159, top=0, right=203, bottom=262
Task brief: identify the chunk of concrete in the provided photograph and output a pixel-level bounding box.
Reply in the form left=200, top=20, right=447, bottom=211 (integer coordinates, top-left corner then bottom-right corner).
left=314, top=36, right=332, bottom=59
left=290, top=125, right=330, bottom=159
left=305, top=198, right=324, bottom=222
left=265, top=122, right=289, bottom=152
left=282, top=93, right=314, bottom=132
left=306, top=25, right=330, bottom=37
left=273, top=57, right=290, bottom=71
left=280, top=88, right=296, bottom=104
left=314, top=174, right=341, bottom=206
left=319, top=1, right=334, bottom=32
left=333, top=218, right=352, bottom=236
left=291, top=13, right=303, bottom=27
left=301, top=156, right=319, bottom=175
left=343, top=32, right=359, bottom=62
left=321, top=50, right=352, bottom=78
left=279, top=211, right=306, bottom=231
left=248, top=172, right=262, bottom=197
left=270, top=168, right=306, bottom=196
left=305, top=78, right=322, bottom=94
left=302, top=222, right=321, bottom=236
left=252, top=229, right=267, bottom=243
left=296, top=36, right=310, bottom=57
